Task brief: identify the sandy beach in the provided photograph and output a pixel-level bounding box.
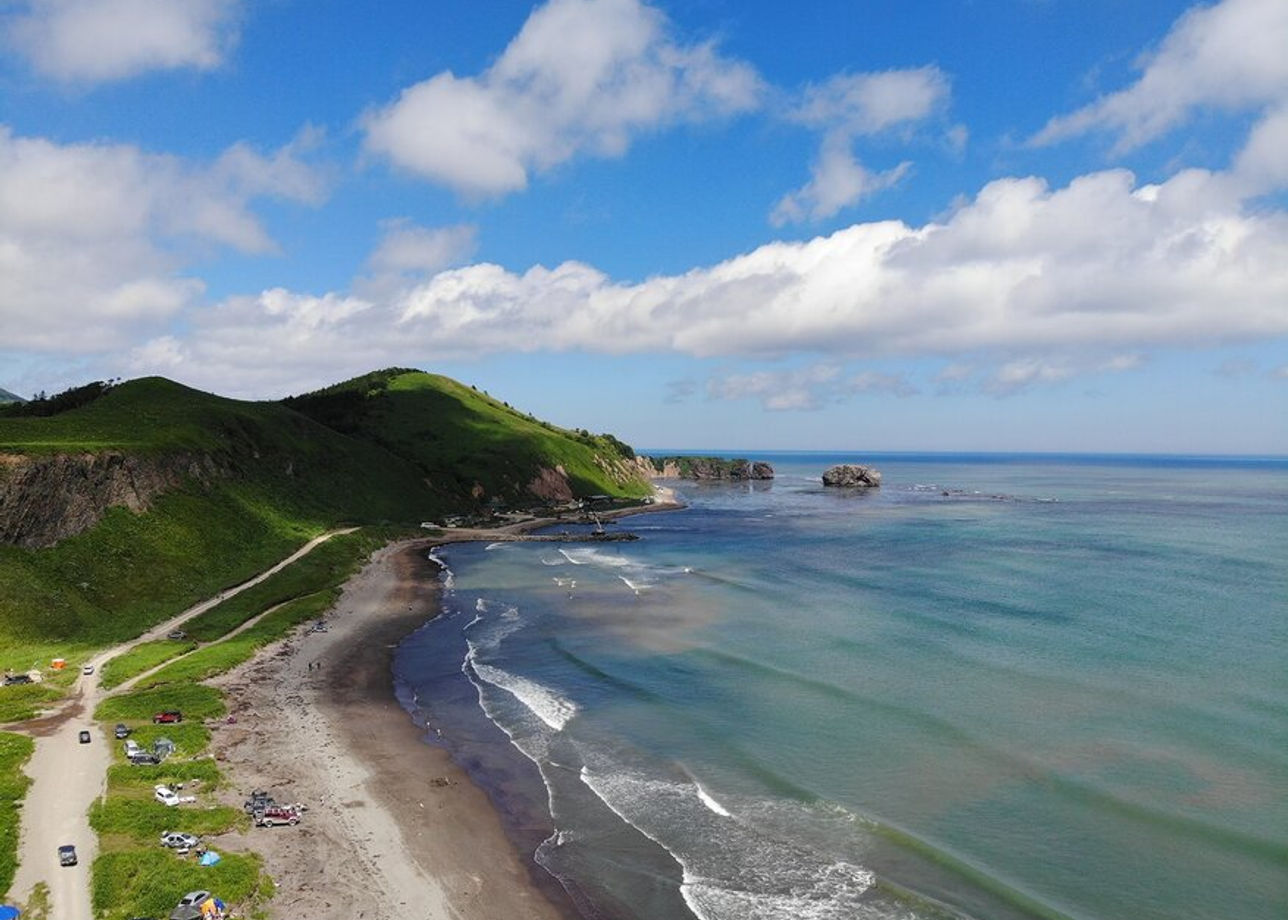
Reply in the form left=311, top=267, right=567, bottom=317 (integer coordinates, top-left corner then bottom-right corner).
left=208, top=540, right=577, bottom=920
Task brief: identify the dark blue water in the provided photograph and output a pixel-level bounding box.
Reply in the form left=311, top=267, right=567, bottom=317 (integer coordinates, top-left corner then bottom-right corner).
left=395, top=453, right=1288, bottom=920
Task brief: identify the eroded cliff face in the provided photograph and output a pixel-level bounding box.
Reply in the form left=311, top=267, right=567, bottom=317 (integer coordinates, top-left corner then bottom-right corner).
left=0, top=451, right=225, bottom=548
left=527, top=465, right=575, bottom=502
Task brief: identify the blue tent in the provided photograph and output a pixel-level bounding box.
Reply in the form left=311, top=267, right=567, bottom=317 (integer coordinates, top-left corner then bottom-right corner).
left=0, top=905, right=20, bottom=920
left=198, top=850, right=221, bottom=866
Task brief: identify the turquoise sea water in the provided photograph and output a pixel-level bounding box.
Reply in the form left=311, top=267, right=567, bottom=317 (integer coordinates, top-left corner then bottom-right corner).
left=395, top=454, right=1288, bottom=920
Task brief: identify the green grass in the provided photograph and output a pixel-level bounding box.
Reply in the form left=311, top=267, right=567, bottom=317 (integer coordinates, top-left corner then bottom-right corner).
left=108, top=723, right=212, bottom=760
left=138, top=592, right=334, bottom=689
left=100, top=639, right=196, bottom=690
left=0, top=682, right=64, bottom=724
left=0, top=731, right=34, bottom=898
left=90, top=793, right=241, bottom=841
left=92, top=848, right=262, bottom=920
left=183, top=530, right=384, bottom=641
left=285, top=368, right=650, bottom=505
left=95, top=684, right=226, bottom=723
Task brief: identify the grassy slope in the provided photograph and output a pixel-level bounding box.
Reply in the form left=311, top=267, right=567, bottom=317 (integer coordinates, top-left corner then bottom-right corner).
left=0, top=379, right=431, bottom=662
left=0, top=370, right=645, bottom=665
left=285, top=369, right=649, bottom=504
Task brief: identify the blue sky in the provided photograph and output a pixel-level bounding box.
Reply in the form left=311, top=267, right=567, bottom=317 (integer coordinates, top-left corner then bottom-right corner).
left=1, top=0, right=1285, bottom=453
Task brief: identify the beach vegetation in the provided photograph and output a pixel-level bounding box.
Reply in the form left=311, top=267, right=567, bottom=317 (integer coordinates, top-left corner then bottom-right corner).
left=95, top=684, right=226, bottom=723
left=92, top=848, right=261, bottom=920
left=182, top=529, right=385, bottom=641
left=99, top=639, right=197, bottom=690
left=0, top=731, right=34, bottom=897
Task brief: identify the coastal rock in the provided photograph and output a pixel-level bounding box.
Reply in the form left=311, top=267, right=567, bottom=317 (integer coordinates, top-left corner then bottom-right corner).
left=640, top=456, right=774, bottom=481
left=821, top=464, right=882, bottom=488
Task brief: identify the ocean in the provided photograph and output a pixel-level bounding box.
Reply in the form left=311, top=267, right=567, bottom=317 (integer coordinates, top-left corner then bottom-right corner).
left=393, top=453, right=1288, bottom=920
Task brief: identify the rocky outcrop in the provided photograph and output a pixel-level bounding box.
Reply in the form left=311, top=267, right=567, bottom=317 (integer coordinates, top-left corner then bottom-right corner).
left=822, top=464, right=881, bottom=488
left=0, top=451, right=225, bottom=548
left=527, top=465, right=574, bottom=502
left=640, top=456, right=774, bottom=481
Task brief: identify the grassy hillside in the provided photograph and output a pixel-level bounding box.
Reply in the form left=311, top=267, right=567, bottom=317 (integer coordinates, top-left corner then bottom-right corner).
left=284, top=368, right=648, bottom=505
left=0, top=369, right=645, bottom=662
left=0, top=379, right=434, bottom=657
left=0, top=388, right=22, bottom=405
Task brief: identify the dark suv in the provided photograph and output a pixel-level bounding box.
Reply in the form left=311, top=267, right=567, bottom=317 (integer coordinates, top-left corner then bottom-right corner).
left=58, top=844, right=77, bottom=866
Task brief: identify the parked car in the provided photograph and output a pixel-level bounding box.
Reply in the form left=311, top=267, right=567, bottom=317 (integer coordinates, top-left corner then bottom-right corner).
left=129, top=752, right=161, bottom=766
left=78, top=730, right=91, bottom=744
left=243, top=790, right=274, bottom=814
left=169, top=890, right=211, bottom=920
left=154, top=785, right=182, bottom=806
left=160, top=831, right=200, bottom=849
left=253, top=805, right=300, bottom=827
left=152, top=710, right=183, bottom=724
left=3, top=674, right=32, bottom=685
left=58, top=844, right=77, bottom=866
left=82, top=664, right=95, bottom=675
left=166, top=630, right=187, bottom=640
left=114, top=723, right=131, bottom=739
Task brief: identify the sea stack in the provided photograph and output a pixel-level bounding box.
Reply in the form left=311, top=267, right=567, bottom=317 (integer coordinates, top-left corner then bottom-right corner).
left=822, top=464, right=881, bottom=488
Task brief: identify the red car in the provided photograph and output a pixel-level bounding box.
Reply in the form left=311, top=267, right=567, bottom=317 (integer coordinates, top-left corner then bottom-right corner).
left=152, top=710, right=183, bottom=724
left=254, top=805, right=301, bottom=827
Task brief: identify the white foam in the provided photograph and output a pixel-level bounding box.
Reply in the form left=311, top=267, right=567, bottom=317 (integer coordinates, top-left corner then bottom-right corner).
left=471, top=661, right=578, bottom=731
left=561, top=547, right=637, bottom=568
left=579, top=763, right=876, bottom=920
left=619, top=575, right=648, bottom=594
left=696, top=783, right=731, bottom=818
left=484, top=541, right=508, bottom=550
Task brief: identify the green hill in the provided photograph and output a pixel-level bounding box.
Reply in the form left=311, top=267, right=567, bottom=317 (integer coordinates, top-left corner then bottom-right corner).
left=0, top=370, right=647, bottom=656
left=0, top=388, right=22, bottom=405
left=283, top=369, right=646, bottom=506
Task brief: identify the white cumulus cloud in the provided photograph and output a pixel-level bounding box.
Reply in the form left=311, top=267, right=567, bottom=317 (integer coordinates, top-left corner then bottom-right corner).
left=5, top=0, right=240, bottom=83
left=773, top=67, right=949, bottom=224
left=0, top=126, right=327, bottom=351
left=1032, top=0, right=1288, bottom=151
left=362, top=0, right=761, bottom=197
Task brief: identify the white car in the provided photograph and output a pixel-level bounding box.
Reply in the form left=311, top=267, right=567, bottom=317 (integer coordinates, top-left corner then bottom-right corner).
left=82, top=664, right=94, bottom=675
left=155, top=785, right=180, bottom=806
left=160, top=831, right=200, bottom=849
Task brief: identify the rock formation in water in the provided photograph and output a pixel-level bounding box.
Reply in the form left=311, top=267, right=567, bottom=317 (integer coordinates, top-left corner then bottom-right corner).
left=821, top=464, right=881, bottom=488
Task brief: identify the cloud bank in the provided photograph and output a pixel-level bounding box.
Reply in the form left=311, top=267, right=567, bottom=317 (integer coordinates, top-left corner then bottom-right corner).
left=129, top=155, right=1288, bottom=396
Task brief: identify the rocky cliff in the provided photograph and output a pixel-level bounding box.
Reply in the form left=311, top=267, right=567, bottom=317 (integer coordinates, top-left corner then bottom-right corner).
left=638, top=456, right=774, bottom=481
left=0, top=451, right=226, bottom=548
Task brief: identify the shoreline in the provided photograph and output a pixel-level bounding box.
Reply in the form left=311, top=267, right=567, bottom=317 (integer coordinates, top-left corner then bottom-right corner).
left=208, top=491, right=683, bottom=920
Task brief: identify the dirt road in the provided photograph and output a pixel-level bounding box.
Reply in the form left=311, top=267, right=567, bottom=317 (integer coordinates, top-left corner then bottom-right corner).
left=8, top=528, right=354, bottom=920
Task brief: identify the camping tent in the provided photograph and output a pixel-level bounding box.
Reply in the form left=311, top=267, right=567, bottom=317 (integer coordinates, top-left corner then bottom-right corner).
left=0, top=904, right=21, bottom=920
left=198, top=850, right=221, bottom=866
